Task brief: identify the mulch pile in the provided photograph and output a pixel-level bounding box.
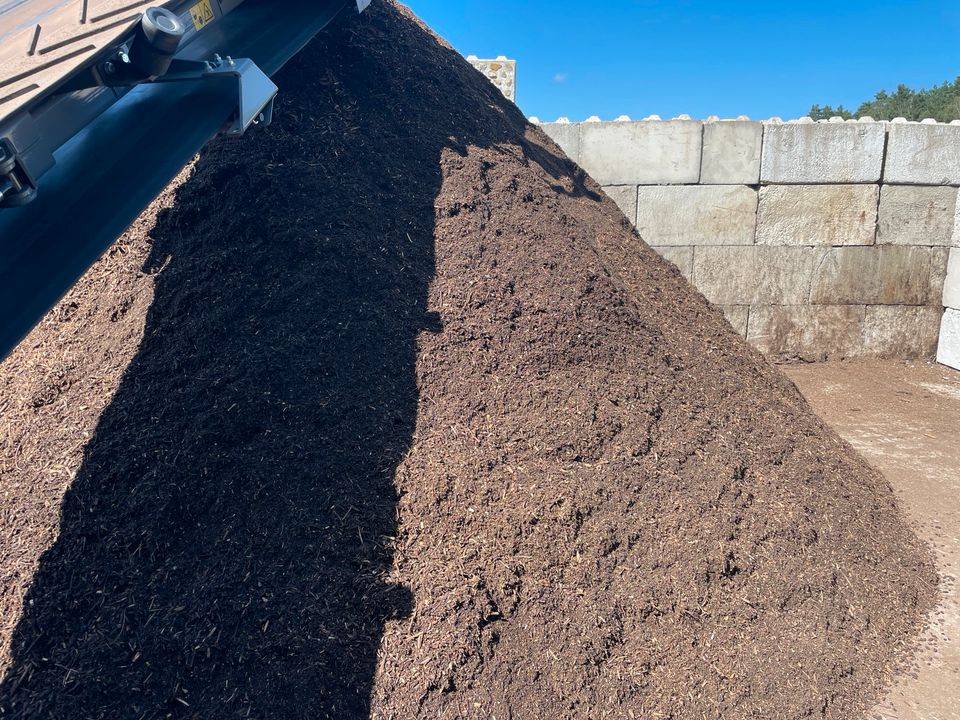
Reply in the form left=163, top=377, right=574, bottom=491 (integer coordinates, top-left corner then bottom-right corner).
left=0, top=2, right=937, bottom=718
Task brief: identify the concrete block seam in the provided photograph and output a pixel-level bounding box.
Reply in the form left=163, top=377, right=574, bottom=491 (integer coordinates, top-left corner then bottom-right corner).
left=807, top=247, right=830, bottom=304
left=697, top=121, right=704, bottom=184
left=878, top=122, right=891, bottom=189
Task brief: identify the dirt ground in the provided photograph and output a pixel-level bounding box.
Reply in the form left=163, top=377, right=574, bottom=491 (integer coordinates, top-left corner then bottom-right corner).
left=786, top=360, right=960, bottom=720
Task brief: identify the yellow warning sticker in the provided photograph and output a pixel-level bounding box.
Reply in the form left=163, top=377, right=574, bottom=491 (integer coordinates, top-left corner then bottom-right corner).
left=189, top=0, right=215, bottom=31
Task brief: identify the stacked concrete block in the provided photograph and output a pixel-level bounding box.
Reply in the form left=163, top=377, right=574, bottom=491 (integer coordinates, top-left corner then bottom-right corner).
left=693, top=246, right=817, bottom=305
left=885, top=123, right=960, bottom=185
left=602, top=185, right=638, bottom=224
left=864, top=306, right=943, bottom=358
left=760, top=122, right=885, bottom=184
left=809, top=246, right=947, bottom=306
left=756, top=185, right=878, bottom=246
left=535, top=117, right=960, bottom=361
left=877, top=185, right=959, bottom=245
left=579, top=120, right=702, bottom=185
left=652, top=246, right=694, bottom=282
left=939, top=309, right=960, bottom=369
left=700, top=121, right=762, bottom=184
left=940, top=249, right=960, bottom=369
left=718, top=305, right=749, bottom=338
left=944, top=248, right=960, bottom=311
left=635, top=185, right=757, bottom=246
left=748, top=306, right=865, bottom=359
left=541, top=122, right=580, bottom=163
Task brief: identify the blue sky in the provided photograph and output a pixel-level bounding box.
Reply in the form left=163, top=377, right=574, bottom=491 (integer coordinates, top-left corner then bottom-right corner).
left=404, top=0, right=960, bottom=122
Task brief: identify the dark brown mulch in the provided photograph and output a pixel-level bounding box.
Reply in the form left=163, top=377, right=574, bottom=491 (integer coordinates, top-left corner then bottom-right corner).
left=0, top=2, right=936, bottom=719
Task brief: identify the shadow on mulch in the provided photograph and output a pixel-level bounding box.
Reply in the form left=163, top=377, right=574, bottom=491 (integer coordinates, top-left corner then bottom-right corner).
left=0, top=3, right=596, bottom=718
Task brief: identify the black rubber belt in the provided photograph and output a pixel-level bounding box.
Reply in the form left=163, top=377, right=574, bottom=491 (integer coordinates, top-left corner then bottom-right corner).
left=0, top=0, right=352, bottom=360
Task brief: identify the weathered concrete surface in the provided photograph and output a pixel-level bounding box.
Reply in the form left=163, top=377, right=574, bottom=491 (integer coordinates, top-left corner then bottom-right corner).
left=700, top=121, right=762, bottom=185
left=756, top=184, right=879, bottom=246
left=945, top=248, right=960, bottom=310
left=652, top=246, right=694, bottom=281
left=785, top=360, right=960, bottom=720
left=939, top=308, right=960, bottom=370
left=466, top=56, right=517, bottom=102
left=579, top=120, right=702, bottom=185
left=718, top=304, right=749, bottom=338
left=635, top=185, right=757, bottom=246
left=602, top=185, right=637, bottom=225
left=540, top=123, right=581, bottom=163
left=693, top=246, right=816, bottom=305
left=885, top=123, right=960, bottom=185
left=747, top=305, right=864, bottom=359
left=809, top=246, right=948, bottom=306
left=760, top=122, right=885, bottom=183
left=862, top=306, right=943, bottom=358
left=878, top=185, right=959, bottom=246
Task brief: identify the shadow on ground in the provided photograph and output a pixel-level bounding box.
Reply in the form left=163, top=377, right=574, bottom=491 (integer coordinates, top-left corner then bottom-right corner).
left=0, top=3, right=597, bottom=718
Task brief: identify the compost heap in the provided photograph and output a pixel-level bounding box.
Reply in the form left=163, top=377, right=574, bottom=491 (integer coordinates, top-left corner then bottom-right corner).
left=0, top=2, right=936, bottom=719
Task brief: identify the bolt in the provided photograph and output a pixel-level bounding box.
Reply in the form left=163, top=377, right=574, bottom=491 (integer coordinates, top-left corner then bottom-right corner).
left=118, top=50, right=130, bottom=65
left=225, top=55, right=234, bottom=66
left=104, top=61, right=116, bottom=75
left=212, top=53, right=222, bottom=66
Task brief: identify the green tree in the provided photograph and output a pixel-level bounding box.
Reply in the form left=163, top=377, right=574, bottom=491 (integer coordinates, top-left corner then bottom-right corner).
left=808, top=104, right=854, bottom=120
left=810, top=77, right=960, bottom=122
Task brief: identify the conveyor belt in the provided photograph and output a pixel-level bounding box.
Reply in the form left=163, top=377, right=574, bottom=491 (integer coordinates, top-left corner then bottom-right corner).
left=0, top=0, right=359, bottom=360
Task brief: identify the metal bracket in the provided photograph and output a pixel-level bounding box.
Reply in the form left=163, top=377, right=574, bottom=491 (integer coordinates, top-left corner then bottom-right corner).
left=96, top=48, right=277, bottom=137
left=156, top=55, right=278, bottom=136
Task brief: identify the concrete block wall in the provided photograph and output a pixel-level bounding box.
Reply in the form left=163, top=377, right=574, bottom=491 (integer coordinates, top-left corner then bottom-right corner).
left=941, top=249, right=960, bottom=369
left=537, top=116, right=959, bottom=363
left=466, top=56, right=516, bottom=102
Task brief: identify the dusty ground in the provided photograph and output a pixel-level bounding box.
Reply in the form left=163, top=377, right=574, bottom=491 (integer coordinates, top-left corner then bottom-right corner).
left=786, top=360, right=960, bottom=720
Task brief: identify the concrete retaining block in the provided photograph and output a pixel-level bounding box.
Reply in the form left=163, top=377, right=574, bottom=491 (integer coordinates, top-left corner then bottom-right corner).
left=863, top=306, right=943, bottom=358
left=885, top=123, right=960, bottom=185
left=931, top=247, right=951, bottom=302
left=756, top=185, right=878, bottom=246
left=945, top=248, right=960, bottom=310
left=938, top=308, right=960, bottom=369
left=693, top=246, right=816, bottom=305
left=877, top=185, right=958, bottom=246
left=652, top=246, right=694, bottom=281
left=701, top=121, right=763, bottom=185
left=635, top=185, right=757, bottom=246
left=747, top=305, right=865, bottom=359
left=760, top=122, right=885, bottom=184
left=579, top=120, right=702, bottom=185
left=809, top=246, right=947, bottom=306
left=602, top=185, right=638, bottom=225
left=540, top=123, right=581, bottom=163
left=718, top=305, right=749, bottom=338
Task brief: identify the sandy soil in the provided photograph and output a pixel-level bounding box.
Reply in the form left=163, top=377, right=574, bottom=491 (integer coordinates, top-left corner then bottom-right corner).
left=787, top=360, right=960, bottom=720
